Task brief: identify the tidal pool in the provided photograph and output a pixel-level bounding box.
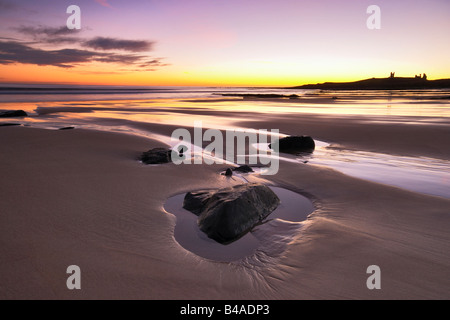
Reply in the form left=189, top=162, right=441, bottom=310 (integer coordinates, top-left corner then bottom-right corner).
left=163, top=186, right=314, bottom=262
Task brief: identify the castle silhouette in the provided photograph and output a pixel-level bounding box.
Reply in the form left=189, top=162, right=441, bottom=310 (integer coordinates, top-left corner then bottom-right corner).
left=390, top=72, right=427, bottom=80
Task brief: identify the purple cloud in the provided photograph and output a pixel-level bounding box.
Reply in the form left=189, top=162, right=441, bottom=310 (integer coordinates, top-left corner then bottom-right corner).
left=0, top=40, right=166, bottom=70
left=83, top=37, right=154, bottom=52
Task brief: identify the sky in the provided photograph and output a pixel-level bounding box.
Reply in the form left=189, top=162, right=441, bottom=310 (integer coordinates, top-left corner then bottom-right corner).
left=0, top=0, right=449, bottom=86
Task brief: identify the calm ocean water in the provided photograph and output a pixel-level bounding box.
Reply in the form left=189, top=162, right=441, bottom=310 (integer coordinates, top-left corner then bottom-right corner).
left=0, top=85, right=310, bottom=102
left=1, top=85, right=449, bottom=118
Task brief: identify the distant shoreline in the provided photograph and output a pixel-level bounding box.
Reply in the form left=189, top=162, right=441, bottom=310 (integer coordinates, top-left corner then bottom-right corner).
left=290, top=77, right=450, bottom=90
left=1, top=77, right=450, bottom=92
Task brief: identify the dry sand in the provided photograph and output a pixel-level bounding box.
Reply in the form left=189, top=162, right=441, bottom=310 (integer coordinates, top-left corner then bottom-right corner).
left=0, top=116, right=449, bottom=299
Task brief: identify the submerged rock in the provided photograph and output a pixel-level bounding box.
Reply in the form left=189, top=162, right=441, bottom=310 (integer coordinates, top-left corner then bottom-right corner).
left=269, top=135, right=315, bottom=154
left=140, top=147, right=175, bottom=164
left=0, top=110, right=28, bottom=118
left=183, top=183, right=280, bottom=244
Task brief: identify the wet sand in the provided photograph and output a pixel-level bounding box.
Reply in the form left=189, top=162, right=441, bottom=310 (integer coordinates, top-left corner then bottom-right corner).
left=1, top=109, right=449, bottom=300
left=238, top=113, right=450, bottom=160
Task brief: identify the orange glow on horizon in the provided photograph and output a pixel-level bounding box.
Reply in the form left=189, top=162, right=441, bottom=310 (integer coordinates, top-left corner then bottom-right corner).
left=1, top=62, right=449, bottom=87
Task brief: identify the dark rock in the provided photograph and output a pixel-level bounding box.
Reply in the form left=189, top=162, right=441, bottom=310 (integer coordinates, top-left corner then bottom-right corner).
left=0, top=110, right=28, bottom=118
left=224, top=168, right=233, bottom=176
left=269, top=135, right=315, bottom=154
left=183, top=183, right=280, bottom=244
left=219, top=93, right=299, bottom=99
left=178, top=145, right=186, bottom=156
left=140, top=147, right=175, bottom=164
left=0, top=123, right=21, bottom=127
left=182, top=190, right=216, bottom=216
left=233, top=165, right=254, bottom=173
left=59, top=126, right=75, bottom=130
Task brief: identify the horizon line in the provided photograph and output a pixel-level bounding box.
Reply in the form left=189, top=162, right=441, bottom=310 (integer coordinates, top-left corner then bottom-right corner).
left=1, top=74, right=450, bottom=89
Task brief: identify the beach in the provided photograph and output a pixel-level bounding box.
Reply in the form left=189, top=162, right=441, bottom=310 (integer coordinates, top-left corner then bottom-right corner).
left=1, top=90, right=449, bottom=299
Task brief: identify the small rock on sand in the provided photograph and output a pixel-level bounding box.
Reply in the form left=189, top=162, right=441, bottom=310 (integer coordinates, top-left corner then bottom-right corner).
left=0, top=110, right=28, bottom=118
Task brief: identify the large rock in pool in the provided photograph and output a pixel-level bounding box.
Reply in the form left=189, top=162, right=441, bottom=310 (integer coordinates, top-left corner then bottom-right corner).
left=269, top=135, right=315, bottom=153
left=183, top=183, right=280, bottom=244
left=0, top=110, right=28, bottom=118
left=140, top=147, right=175, bottom=164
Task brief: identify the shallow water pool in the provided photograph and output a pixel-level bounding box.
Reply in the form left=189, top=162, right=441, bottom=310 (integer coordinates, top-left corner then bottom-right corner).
left=163, top=186, right=314, bottom=262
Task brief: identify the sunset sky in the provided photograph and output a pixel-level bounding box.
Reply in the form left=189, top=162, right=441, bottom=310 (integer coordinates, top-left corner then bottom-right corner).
left=1, top=0, right=449, bottom=86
